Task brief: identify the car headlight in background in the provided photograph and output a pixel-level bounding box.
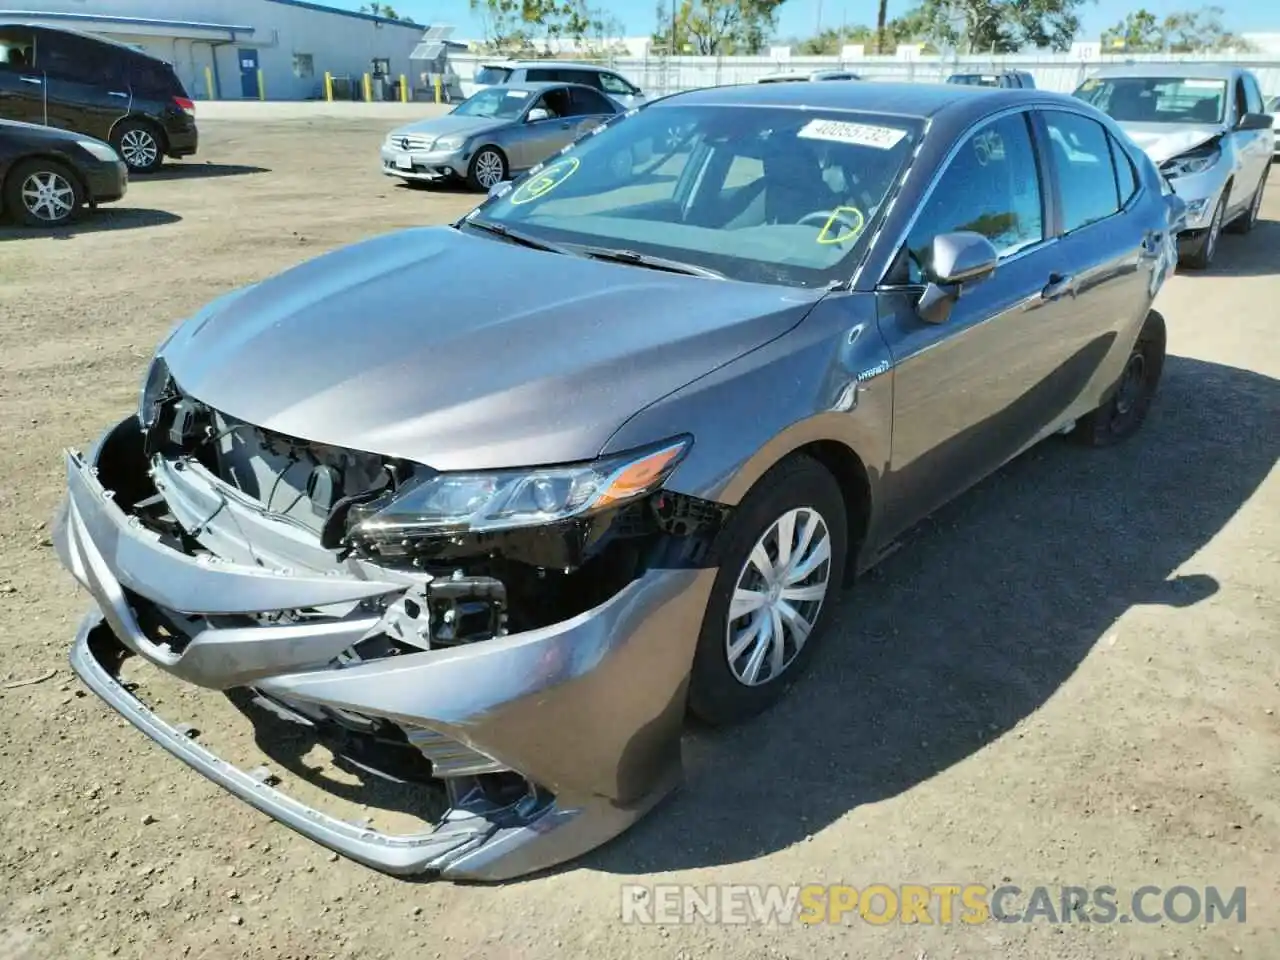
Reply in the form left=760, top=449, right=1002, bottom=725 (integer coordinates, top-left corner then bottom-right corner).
left=350, top=437, right=690, bottom=538
left=428, top=135, right=465, bottom=152
left=76, top=139, right=120, bottom=162
left=1161, top=145, right=1221, bottom=179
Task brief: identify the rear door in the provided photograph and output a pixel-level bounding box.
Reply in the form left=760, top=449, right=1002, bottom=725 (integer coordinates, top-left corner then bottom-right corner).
left=0, top=25, right=45, bottom=125
left=38, top=28, right=130, bottom=140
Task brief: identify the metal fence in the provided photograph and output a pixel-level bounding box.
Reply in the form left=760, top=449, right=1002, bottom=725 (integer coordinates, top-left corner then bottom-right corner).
left=449, top=51, right=1280, bottom=99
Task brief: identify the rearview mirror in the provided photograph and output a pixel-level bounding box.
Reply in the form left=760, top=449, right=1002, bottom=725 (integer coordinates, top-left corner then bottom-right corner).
left=916, top=231, right=998, bottom=324
left=526, top=107, right=551, bottom=123
left=1236, top=112, right=1274, bottom=132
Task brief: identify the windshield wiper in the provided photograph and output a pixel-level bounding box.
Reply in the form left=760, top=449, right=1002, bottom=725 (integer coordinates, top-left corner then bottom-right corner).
left=574, top=246, right=726, bottom=280
left=460, top=217, right=568, bottom=254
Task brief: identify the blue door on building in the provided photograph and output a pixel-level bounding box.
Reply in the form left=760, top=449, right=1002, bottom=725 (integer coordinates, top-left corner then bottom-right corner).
left=237, top=48, right=259, bottom=98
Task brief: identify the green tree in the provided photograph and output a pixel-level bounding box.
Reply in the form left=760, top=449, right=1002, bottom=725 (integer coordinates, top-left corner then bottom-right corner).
left=793, top=11, right=932, bottom=55
left=1102, top=5, right=1252, bottom=52
left=651, top=0, right=790, bottom=56
left=360, top=2, right=415, bottom=21
left=914, top=0, right=1083, bottom=53
left=470, top=0, right=606, bottom=52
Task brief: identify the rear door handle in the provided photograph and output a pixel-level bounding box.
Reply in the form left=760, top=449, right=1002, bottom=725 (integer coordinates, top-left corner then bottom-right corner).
left=19, top=76, right=41, bottom=85
left=1041, top=273, right=1075, bottom=301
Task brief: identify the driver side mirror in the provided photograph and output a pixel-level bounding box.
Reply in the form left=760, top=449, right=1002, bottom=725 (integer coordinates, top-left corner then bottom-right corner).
left=1236, top=111, right=1274, bottom=132
left=915, top=231, right=999, bottom=324
left=526, top=107, right=551, bottom=123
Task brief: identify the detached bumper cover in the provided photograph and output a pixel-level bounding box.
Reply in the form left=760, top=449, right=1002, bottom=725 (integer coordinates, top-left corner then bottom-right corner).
left=56, top=433, right=716, bottom=880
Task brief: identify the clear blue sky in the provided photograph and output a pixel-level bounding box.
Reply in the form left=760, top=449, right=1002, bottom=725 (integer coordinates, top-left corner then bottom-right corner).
left=333, top=0, right=1269, bottom=42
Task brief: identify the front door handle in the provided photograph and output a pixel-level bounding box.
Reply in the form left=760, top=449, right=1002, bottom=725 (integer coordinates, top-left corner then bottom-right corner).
left=1041, top=273, right=1075, bottom=301
left=19, top=75, right=41, bottom=85
left=108, top=90, right=129, bottom=98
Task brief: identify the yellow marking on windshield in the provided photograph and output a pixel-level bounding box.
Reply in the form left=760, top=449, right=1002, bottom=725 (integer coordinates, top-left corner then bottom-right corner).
left=815, top=206, right=866, bottom=245
left=510, top=157, right=580, bottom=205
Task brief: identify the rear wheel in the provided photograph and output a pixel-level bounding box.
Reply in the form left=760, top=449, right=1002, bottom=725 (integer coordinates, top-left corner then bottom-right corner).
left=1071, top=310, right=1166, bottom=447
left=112, top=120, right=164, bottom=174
left=688, top=456, right=847, bottom=726
left=3, top=158, right=84, bottom=227
left=466, top=147, right=507, bottom=191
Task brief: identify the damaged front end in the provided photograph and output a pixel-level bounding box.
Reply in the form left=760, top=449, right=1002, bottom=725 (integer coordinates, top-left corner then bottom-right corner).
left=56, top=365, right=726, bottom=880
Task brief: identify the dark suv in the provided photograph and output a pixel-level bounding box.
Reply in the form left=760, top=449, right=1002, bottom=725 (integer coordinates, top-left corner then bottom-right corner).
left=0, top=24, right=197, bottom=173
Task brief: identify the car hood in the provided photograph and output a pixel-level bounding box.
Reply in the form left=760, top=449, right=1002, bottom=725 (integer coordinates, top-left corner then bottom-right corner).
left=387, top=114, right=508, bottom=138
left=1116, top=122, right=1223, bottom=164
left=161, top=226, right=824, bottom=471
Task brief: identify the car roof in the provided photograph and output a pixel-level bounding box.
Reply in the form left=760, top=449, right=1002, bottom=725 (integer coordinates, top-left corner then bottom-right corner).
left=1087, top=63, right=1241, bottom=81
left=477, top=80, right=603, bottom=96
left=0, top=21, right=168, bottom=62
left=485, top=60, right=614, bottom=73
left=661, top=80, right=1064, bottom=120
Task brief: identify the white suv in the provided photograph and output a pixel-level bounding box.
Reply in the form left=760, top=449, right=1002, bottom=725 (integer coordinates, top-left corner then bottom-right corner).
left=468, top=61, right=647, bottom=108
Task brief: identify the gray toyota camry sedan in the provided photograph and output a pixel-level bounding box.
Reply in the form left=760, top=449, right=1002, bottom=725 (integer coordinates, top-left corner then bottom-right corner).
left=55, top=81, right=1184, bottom=881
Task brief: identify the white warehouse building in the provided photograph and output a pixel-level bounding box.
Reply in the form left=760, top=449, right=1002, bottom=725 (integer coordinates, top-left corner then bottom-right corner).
left=0, top=0, right=442, bottom=100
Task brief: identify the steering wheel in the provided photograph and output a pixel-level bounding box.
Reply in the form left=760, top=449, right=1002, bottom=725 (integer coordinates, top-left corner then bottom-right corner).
left=796, top=208, right=864, bottom=242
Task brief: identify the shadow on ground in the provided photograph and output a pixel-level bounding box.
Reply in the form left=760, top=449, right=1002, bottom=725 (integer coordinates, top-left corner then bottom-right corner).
left=579, top=355, right=1280, bottom=876
left=0, top=207, right=180, bottom=240
left=143, top=162, right=270, bottom=181
left=1196, top=217, right=1280, bottom=278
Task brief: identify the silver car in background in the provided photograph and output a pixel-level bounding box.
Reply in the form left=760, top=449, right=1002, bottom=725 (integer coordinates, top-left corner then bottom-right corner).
left=381, top=81, right=621, bottom=190
left=468, top=60, right=647, bottom=109
left=1074, top=64, right=1274, bottom=269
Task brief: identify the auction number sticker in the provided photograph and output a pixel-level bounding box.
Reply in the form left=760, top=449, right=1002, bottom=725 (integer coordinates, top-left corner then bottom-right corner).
left=798, top=119, right=907, bottom=150
left=509, top=156, right=580, bottom=205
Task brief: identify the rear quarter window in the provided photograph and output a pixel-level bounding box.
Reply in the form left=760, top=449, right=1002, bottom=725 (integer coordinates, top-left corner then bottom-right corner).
left=130, top=58, right=187, bottom=99
left=474, top=66, right=512, bottom=84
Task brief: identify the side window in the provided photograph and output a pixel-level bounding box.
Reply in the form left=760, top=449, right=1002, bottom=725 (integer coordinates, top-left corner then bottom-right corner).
left=1043, top=111, right=1121, bottom=233
left=129, top=59, right=179, bottom=99
left=599, top=72, right=634, bottom=95
left=524, top=68, right=553, bottom=83
left=564, top=69, right=602, bottom=89
left=1242, top=74, right=1264, bottom=115
left=569, top=86, right=614, bottom=116
left=1233, top=78, right=1248, bottom=124
left=0, top=26, right=36, bottom=71
left=905, top=112, right=1044, bottom=278
left=40, top=32, right=114, bottom=85
left=1109, top=134, right=1137, bottom=207
left=538, top=88, right=572, bottom=118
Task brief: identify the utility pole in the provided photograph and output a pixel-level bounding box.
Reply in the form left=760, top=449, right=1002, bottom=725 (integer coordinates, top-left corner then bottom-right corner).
left=816, top=0, right=824, bottom=35
left=670, top=0, right=677, bottom=56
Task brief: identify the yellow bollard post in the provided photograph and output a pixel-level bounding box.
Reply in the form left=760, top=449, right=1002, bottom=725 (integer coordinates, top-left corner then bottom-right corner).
left=363, top=73, right=372, bottom=102
left=399, top=73, right=408, bottom=102
left=433, top=75, right=442, bottom=104
left=257, top=68, right=265, bottom=100
left=204, top=66, right=214, bottom=100
left=324, top=71, right=333, bottom=101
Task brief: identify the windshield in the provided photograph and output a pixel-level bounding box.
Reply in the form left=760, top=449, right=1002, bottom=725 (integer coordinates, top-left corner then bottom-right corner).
left=1074, top=76, right=1227, bottom=125
left=474, top=66, right=513, bottom=85
left=469, top=103, right=923, bottom=288
left=451, top=86, right=532, bottom=119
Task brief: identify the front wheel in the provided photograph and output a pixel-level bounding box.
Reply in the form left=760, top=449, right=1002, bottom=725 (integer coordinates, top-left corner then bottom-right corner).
left=466, top=147, right=507, bottom=191
left=3, top=158, right=84, bottom=227
left=1071, top=310, right=1167, bottom=447
left=1225, top=173, right=1265, bottom=235
left=688, top=456, right=848, bottom=727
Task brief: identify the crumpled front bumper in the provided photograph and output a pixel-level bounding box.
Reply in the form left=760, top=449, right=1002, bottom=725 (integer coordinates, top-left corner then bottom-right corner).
left=54, top=427, right=716, bottom=881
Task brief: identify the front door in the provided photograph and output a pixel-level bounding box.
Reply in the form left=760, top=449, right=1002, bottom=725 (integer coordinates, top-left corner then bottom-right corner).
left=875, top=110, right=1084, bottom=538
left=510, top=88, right=575, bottom=170
left=0, top=25, right=45, bottom=125
left=37, top=28, right=131, bottom=141
left=238, top=48, right=259, bottom=99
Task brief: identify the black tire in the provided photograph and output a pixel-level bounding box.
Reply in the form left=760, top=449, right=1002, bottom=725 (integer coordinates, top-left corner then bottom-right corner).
left=1180, top=189, right=1228, bottom=270
left=2, top=157, right=84, bottom=227
left=1071, top=310, right=1167, bottom=448
left=466, top=146, right=507, bottom=192
left=688, top=455, right=848, bottom=727
left=1225, top=173, right=1265, bottom=235
left=111, top=119, right=165, bottom=174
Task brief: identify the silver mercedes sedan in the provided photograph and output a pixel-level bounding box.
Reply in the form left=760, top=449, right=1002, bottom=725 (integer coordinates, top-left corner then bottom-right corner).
left=380, top=81, right=622, bottom=190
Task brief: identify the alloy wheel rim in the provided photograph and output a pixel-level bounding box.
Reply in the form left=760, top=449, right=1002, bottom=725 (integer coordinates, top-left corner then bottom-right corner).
left=20, top=170, right=75, bottom=222
left=1114, top=352, right=1147, bottom=416
left=725, top=507, right=832, bottom=687
left=120, top=129, right=158, bottom=167
left=474, top=151, right=503, bottom=187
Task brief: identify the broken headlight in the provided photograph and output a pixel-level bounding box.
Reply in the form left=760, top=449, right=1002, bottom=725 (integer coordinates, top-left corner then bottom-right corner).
left=138, top=354, right=173, bottom=430
left=1161, top=145, right=1221, bottom=179
left=350, top=437, right=690, bottom=538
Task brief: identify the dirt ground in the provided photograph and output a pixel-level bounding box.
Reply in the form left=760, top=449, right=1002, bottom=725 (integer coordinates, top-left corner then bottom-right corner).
left=0, top=117, right=1277, bottom=960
